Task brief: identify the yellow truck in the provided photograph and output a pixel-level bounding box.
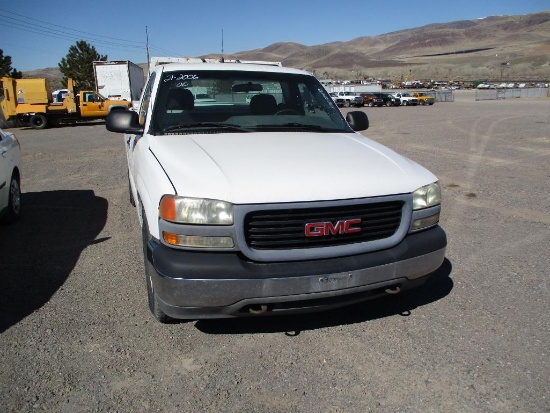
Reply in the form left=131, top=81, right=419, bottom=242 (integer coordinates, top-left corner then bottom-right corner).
left=411, top=91, right=435, bottom=105
left=0, top=77, right=131, bottom=129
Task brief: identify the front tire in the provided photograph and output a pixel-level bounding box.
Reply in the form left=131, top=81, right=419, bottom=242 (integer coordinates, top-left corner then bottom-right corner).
left=30, top=114, right=48, bottom=129
left=141, top=207, right=173, bottom=323
left=1, top=173, right=21, bottom=223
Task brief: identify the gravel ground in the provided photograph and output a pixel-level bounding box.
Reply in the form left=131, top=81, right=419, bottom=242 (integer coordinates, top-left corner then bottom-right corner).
left=1, top=95, right=549, bottom=412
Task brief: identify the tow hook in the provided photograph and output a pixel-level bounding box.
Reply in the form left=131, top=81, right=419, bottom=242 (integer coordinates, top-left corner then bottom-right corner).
left=248, top=304, right=269, bottom=315
left=385, top=286, right=401, bottom=295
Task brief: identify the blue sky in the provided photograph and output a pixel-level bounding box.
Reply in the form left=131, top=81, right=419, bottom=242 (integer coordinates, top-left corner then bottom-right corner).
left=2, top=0, right=549, bottom=71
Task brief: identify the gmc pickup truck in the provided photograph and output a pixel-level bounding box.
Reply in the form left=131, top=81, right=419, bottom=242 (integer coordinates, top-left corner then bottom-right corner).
left=106, top=62, right=446, bottom=322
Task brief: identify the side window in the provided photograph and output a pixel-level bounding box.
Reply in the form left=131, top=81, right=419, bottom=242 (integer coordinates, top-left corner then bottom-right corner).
left=139, top=72, right=156, bottom=126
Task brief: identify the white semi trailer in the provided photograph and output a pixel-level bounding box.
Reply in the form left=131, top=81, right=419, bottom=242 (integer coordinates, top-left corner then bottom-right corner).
left=93, top=61, right=145, bottom=108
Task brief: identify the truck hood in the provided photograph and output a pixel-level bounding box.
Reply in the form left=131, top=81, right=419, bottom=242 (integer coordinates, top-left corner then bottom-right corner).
left=148, top=132, right=437, bottom=204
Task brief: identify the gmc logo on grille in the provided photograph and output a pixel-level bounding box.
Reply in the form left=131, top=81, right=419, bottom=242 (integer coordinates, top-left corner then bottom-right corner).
left=305, top=219, right=362, bottom=237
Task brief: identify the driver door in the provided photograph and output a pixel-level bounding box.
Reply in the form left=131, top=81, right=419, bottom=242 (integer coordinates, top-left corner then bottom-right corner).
left=80, top=92, right=104, bottom=117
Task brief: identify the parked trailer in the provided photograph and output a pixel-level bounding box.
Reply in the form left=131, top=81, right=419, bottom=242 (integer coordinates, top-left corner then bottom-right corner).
left=93, top=61, right=145, bottom=107
left=327, top=84, right=383, bottom=94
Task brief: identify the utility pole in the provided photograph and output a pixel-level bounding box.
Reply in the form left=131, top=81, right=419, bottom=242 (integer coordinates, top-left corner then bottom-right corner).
left=500, top=62, right=509, bottom=80
left=146, top=26, right=150, bottom=73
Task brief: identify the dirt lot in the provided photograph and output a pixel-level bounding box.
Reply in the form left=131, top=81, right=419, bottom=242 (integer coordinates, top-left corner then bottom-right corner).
left=1, top=96, right=549, bottom=412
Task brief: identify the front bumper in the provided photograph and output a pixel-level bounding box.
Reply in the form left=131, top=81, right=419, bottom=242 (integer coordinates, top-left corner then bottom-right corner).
left=147, top=226, right=447, bottom=319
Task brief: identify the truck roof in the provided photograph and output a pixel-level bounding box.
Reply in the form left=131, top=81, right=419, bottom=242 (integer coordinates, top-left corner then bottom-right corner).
left=153, top=63, right=309, bottom=76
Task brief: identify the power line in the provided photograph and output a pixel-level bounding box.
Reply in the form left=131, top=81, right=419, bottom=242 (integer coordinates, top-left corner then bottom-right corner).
left=0, top=8, right=182, bottom=57
left=0, top=8, right=143, bottom=46
left=1, top=19, right=142, bottom=52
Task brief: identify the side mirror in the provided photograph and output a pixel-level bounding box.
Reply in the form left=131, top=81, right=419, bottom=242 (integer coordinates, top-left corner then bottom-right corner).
left=346, top=111, right=369, bottom=131
left=106, top=110, right=143, bottom=133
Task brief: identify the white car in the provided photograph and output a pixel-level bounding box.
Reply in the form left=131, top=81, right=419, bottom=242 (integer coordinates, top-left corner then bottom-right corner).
left=0, top=128, right=21, bottom=223
left=391, top=92, right=419, bottom=106
left=106, top=63, right=446, bottom=322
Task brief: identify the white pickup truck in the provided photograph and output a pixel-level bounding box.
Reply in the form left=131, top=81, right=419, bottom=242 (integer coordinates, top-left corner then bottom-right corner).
left=391, top=92, right=419, bottom=106
left=334, top=91, right=364, bottom=107
left=106, top=62, right=446, bottom=322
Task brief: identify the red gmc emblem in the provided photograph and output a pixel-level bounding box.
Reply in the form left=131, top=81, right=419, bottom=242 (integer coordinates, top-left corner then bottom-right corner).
left=305, top=219, right=362, bottom=237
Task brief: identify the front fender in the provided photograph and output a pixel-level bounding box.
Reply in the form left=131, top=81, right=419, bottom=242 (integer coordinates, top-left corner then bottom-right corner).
left=133, top=139, right=175, bottom=240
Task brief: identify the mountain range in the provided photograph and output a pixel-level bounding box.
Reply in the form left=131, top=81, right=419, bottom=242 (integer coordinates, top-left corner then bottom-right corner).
left=25, top=11, right=550, bottom=87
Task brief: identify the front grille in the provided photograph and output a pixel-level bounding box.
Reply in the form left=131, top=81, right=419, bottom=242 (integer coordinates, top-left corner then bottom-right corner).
left=244, top=201, right=403, bottom=250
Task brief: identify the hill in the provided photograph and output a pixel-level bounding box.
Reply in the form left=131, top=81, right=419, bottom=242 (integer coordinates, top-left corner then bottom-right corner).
left=207, top=11, right=550, bottom=82
left=24, top=11, right=550, bottom=85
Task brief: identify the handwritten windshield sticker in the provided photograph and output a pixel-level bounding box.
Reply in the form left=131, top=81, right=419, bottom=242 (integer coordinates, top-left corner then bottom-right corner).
left=163, top=74, right=199, bottom=82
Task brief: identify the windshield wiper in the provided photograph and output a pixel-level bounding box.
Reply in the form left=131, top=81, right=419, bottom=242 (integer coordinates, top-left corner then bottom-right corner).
left=256, top=123, right=329, bottom=131
left=163, top=122, right=251, bottom=132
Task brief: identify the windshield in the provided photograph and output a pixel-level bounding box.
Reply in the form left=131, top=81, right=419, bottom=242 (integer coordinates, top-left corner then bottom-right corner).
left=151, top=70, right=351, bottom=134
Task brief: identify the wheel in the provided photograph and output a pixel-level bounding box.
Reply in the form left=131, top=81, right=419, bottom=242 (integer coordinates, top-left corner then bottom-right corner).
left=368, top=102, right=374, bottom=107
left=1, top=173, right=21, bottom=223
left=386, top=101, right=392, bottom=107
left=29, top=114, right=48, bottom=129
left=403, top=101, right=408, bottom=106
left=344, top=100, right=350, bottom=108
left=141, top=207, right=173, bottom=323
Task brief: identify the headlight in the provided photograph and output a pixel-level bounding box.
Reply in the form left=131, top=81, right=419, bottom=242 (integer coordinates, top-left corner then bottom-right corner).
left=412, top=182, right=441, bottom=210
left=159, top=196, right=234, bottom=225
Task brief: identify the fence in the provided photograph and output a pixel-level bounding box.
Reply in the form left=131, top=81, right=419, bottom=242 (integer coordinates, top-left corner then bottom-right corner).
left=400, top=90, right=454, bottom=102
left=432, top=90, right=454, bottom=102
left=476, top=87, right=549, bottom=101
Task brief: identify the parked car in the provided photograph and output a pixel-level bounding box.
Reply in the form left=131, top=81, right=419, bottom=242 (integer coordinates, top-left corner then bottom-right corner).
left=0, top=128, right=21, bottom=223
left=412, top=92, right=435, bottom=105
left=334, top=91, right=363, bottom=107
left=360, top=93, right=384, bottom=107
left=373, top=93, right=401, bottom=107
left=194, top=93, right=216, bottom=103
left=391, top=92, right=419, bottom=106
